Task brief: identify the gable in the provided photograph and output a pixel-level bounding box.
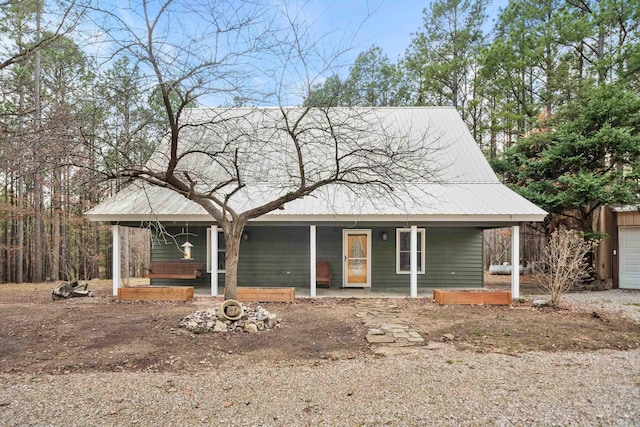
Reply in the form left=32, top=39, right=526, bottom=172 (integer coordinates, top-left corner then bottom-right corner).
left=86, top=107, right=547, bottom=223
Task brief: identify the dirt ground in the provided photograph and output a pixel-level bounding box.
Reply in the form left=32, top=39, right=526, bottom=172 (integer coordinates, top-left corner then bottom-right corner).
left=1, top=279, right=639, bottom=375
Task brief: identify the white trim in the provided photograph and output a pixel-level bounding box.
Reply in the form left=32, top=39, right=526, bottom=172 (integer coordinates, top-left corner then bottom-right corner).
left=410, top=225, right=418, bottom=298
left=86, top=213, right=546, bottom=224
left=618, top=226, right=640, bottom=289
left=342, top=229, right=372, bottom=288
left=206, top=229, right=226, bottom=274
left=310, top=225, right=317, bottom=298
left=396, top=228, right=426, bottom=274
left=511, top=225, right=520, bottom=299
left=210, top=226, right=218, bottom=296
left=112, top=225, right=121, bottom=296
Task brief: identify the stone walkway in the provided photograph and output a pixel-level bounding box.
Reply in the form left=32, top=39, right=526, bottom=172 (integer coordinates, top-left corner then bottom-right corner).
left=354, top=300, right=427, bottom=355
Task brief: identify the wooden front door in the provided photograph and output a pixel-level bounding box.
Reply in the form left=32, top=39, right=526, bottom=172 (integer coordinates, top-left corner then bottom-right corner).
left=343, top=229, right=371, bottom=288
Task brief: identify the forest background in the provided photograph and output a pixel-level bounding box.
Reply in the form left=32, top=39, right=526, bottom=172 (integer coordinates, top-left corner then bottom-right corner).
left=0, top=0, right=638, bottom=283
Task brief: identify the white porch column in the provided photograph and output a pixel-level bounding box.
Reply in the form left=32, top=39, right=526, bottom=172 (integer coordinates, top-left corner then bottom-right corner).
left=210, top=225, right=218, bottom=297
left=410, top=225, right=418, bottom=298
left=310, top=225, right=317, bottom=298
left=511, top=224, right=520, bottom=299
left=112, top=225, right=121, bottom=296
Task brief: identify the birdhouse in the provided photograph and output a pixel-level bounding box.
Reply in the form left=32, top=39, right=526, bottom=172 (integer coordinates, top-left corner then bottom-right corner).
left=181, top=241, right=193, bottom=259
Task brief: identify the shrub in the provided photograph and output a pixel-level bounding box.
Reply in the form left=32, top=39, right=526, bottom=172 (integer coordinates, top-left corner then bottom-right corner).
left=532, top=229, right=596, bottom=308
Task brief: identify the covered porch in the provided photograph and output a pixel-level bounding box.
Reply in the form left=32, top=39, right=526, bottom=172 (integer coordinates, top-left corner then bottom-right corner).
left=110, top=222, right=523, bottom=299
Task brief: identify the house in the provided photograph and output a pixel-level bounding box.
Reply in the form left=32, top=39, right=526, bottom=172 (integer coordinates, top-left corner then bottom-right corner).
left=595, top=206, right=640, bottom=289
left=86, top=107, right=547, bottom=298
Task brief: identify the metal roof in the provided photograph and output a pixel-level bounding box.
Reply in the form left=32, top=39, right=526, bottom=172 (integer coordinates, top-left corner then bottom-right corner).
left=612, top=206, right=640, bottom=213
left=86, top=107, right=547, bottom=224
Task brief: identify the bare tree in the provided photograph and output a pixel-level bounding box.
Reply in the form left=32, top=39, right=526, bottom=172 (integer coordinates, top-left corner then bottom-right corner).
left=90, top=0, right=442, bottom=300
left=532, top=229, right=596, bottom=308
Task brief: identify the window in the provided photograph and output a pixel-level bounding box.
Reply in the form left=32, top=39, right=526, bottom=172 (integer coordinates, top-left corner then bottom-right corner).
left=206, top=229, right=226, bottom=273
left=396, top=228, right=426, bottom=274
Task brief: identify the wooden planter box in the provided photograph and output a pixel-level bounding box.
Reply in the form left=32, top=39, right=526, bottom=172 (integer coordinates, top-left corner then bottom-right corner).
left=236, top=287, right=295, bottom=303
left=433, top=289, right=512, bottom=305
left=117, top=286, right=194, bottom=301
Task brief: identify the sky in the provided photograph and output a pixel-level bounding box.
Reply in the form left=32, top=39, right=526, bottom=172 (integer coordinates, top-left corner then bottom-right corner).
left=81, top=0, right=511, bottom=69
left=305, top=0, right=510, bottom=63
left=78, top=0, right=511, bottom=106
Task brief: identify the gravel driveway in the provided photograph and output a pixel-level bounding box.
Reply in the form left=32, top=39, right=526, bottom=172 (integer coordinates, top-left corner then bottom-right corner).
left=540, top=288, right=640, bottom=323
left=1, top=289, right=639, bottom=427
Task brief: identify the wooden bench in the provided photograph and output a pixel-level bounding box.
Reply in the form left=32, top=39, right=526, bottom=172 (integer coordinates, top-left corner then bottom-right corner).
left=141, top=262, right=203, bottom=279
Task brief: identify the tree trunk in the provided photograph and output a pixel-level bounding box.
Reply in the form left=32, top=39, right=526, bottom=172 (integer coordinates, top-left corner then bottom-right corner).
left=3, top=177, right=10, bottom=283
left=17, top=80, right=25, bottom=284
left=16, top=174, right=24, bottom=283
left=33, top=177, right=43, bottom=282
left=597, top=0, right=606, bottom=84
left=222, top=222, right=246, bottom=301
left=32, top=2, right=43, bottom=283
left=52, top=167, right=61, bottom=281
left=61, top=166, right=69, bottom=281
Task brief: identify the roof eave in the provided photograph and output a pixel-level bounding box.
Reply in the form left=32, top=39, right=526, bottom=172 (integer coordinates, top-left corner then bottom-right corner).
left=86, top=213, right=547, bottom=224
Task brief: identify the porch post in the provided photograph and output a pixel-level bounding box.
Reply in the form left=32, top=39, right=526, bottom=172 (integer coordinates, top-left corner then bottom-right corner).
left=310, top=225, right=317, bottom=298
left=211, top=225, right=218, bottom=297
left=112, top=224, right=120, bottom=296
left=410, top=225, right=418, bottom=298
left=511, top=224, right=520, bottom=299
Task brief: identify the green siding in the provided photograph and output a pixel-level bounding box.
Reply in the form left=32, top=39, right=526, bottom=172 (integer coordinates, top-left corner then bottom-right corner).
left=316, top=226, right=343, bottom=287
left=150, top=225, right=483, bottom=290
left=424, top=228, right=483, bottom=288
left=316, top=226, right=483, bottom=289
left=237, top=226, right=310, bottom=286
left=149, top=226, right=210, bottom=287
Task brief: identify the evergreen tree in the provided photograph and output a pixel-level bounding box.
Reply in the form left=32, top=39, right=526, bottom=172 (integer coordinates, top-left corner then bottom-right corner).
left=492, top=82, right=640, bottom=236
left=346, top=46, right=410, bottom=106
left=478, top=0, right=565, bottom=148
left=305, top=46, right=409, bottom=107
left=404, top=0, right=488, bottom=123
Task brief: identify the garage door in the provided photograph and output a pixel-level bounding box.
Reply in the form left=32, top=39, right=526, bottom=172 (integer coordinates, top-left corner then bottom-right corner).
left=619, top=226, right=640, bottom=289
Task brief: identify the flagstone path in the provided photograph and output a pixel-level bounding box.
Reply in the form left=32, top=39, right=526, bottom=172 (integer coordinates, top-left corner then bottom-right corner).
left=354, top=300, right=427, bottom=355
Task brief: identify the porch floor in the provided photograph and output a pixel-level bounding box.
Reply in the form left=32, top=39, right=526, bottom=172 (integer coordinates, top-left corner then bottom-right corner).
left=192, top=285, right=440, bottom=298
left=125, top=273, right=530, bottom=298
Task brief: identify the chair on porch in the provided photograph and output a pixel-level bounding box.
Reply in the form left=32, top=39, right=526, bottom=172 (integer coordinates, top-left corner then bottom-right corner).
left=316, top=261, right=332, bottom=288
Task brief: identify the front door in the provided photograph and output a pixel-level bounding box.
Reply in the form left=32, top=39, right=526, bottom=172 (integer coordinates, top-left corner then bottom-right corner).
left=343, top=229, right=371, bottom=288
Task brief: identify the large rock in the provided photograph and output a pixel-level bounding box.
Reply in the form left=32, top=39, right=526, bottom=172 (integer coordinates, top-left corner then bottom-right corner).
left=244, top=323, right=258, bottom=334
left=213, top=321, right=228, bottom=333
left=366, top=334, right=395, bottom=344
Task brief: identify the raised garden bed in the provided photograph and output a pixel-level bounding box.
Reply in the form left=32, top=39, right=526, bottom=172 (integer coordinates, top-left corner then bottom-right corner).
left=433, top=289, right=512, bottom=305
left=236, top=287, right=295, bottom=303
left=117, top=286, right=194, bottom=301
